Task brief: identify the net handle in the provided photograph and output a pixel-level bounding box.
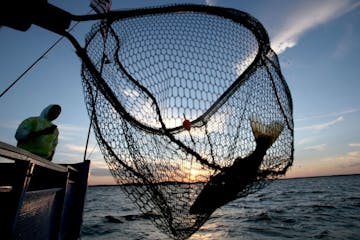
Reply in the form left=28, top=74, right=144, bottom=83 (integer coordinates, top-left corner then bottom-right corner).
left=5, top=3, right=270, bottom=54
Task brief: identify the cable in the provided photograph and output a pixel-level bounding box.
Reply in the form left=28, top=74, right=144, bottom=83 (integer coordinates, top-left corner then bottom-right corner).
left=0, top=36, right=63, bottom=98
left=0, top=10, right=91, bottom=99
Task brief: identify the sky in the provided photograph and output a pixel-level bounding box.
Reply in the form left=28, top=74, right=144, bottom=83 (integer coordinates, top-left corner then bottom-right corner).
left=0, top=0, right=360, bottom=185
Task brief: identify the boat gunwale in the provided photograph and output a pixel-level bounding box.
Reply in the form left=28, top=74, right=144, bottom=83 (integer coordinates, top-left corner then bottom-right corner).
left=0, top=141, right=70, bottom=172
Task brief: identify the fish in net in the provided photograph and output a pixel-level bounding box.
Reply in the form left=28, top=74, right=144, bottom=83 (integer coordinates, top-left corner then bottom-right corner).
left=80, top=4, right=294, bottom=240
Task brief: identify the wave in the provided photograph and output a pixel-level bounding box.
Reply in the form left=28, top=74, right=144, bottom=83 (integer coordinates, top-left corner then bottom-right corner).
left=104, top=212, right=161, bottom=224
left=82, top=175, right=360, bottom=239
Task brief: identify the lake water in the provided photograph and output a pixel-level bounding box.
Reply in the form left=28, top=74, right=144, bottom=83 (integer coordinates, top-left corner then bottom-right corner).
left=81, top=175, right=360, bottom=239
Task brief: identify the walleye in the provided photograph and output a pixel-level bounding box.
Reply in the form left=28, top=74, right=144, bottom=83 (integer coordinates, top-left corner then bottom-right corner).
left=190, top=117, right=284, bottom=214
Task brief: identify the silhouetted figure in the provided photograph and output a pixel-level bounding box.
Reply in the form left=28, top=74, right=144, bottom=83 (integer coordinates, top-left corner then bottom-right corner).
left=15, top=104, right=61, bottom=160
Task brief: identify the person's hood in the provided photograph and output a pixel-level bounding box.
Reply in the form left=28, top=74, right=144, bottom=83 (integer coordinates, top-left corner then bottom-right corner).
left=40, top=104, right=61, bottom=121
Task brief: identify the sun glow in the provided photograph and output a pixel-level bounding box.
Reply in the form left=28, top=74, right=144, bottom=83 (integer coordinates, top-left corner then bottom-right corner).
left=189, top=168, right=201, bottom=182
left=185, top=166, right=213, bottom=183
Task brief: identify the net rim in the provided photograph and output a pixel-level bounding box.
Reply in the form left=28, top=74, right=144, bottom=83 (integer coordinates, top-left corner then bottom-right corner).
left=83, top=4, right=272, bottom=135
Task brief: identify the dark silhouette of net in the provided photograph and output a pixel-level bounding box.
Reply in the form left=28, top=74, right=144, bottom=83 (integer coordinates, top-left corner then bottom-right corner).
left=81, top=5, right=293, bottom=240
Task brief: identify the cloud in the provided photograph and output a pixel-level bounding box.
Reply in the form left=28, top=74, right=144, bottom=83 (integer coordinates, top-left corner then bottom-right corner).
left=59, top=123, right=87, bottom=138
left=90, top=161, right=111, bottom=176
left=59, top=123, right=86, bottom=132
left=286, top=150, right=360, bottom=178
left=271, top=0, right=360, bottom=53
left=321, top=151, right=360, bottom=163
left=347, top=151, right=360, bottom=158
left=332, top=21, right=358, bottom=58
left=349, top=143, right=360, bottom=147
left=55, top=143, right=100, bottom=162
left=297, top=116, right=344, bottom=131
left=54, top=152, right=82, bottom=162
left=332, top=32, right=351, bottom=58
left=123, top=88, right=140, bottom=98
left=57, top=123, right=87, bottom=141
left=91, top=167, right=111, bottom=177
left=205, top=0, right=217, bottom=6
left=91, top=160, right=108, bottom=169
left=296, top=108, right=359, bottom=122
left=87, top=161, right=115, bottom=185
left=64, top=144, right=87, bottom=153
left=0, top=121, right=86, bottom=134
left=322, top=151, right=360, bottom=169
left=0, top=121, right=17, bottom=130
left=304, top=144, right=326, bottom=151
left=297, top=137, right=314, bottom=145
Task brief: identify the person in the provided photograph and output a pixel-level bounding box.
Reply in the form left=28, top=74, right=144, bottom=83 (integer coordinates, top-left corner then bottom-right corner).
left=15, top=104, right=61, bottom=161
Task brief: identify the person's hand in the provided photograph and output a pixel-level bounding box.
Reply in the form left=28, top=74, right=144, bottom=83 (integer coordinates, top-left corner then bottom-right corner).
left=29, top=125, right=57, bottom=138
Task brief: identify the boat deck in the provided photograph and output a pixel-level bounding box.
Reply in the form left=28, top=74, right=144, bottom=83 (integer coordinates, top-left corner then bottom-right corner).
left=0, top=141, right=90, bottom=240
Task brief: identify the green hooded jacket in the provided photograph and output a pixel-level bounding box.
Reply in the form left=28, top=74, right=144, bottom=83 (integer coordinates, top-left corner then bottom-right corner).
left=15, top=105, right=60, bottom=160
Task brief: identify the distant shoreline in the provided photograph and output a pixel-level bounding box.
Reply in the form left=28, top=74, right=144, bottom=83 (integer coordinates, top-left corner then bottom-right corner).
left=281, top=173, right=360, bottom=180
left=88, top=173, right=360, bottom=187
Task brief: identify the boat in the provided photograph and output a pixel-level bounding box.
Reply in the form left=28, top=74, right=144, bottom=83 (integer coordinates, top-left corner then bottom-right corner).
left=0, top=141, right=90, bottom=240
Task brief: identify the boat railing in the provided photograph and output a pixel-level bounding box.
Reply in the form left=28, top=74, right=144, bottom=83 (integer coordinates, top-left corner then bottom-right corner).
left=0, top=141, right=90, bottom=240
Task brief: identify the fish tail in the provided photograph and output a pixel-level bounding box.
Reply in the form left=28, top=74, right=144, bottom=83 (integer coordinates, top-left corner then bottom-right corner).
left=250, top=115, right=284, bottom=149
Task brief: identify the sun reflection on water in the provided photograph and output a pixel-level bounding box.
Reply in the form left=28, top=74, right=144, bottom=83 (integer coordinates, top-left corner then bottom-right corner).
left=190, top=222, right=227, bottom=240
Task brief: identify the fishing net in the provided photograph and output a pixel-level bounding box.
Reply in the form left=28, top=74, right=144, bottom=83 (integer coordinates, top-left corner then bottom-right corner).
left=80, top=5, right=293, bottom=240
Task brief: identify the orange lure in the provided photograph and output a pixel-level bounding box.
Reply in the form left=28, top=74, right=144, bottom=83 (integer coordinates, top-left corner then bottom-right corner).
left=183, top=119, right=192, bottom=131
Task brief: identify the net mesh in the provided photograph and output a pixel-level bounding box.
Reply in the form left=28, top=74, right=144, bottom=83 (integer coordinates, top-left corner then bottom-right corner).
left=81, top=5, right=293, bottom=239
